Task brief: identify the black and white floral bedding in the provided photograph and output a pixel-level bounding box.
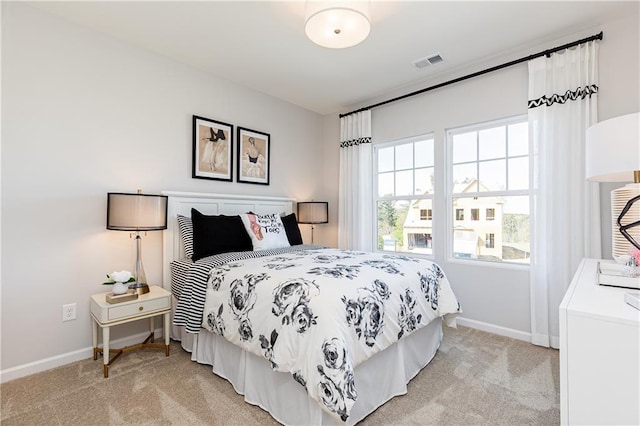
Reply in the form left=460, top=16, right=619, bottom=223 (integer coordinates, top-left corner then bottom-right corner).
left=200, top=247, right=460, bottom=422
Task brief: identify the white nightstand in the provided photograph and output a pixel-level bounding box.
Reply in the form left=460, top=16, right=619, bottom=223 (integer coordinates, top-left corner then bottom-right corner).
left=559, top=258, right=640, bottom=425
left=90, top=285, right=171, bottom=378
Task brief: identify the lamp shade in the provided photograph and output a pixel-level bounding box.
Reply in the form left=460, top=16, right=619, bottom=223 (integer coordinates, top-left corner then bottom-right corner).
left=297, top=201, right=329, bottom=224
left=586, top=112, right=640, bottom=182
left=107, top=192, right=168, bottom=231
left=305, top=1, right=370, bottom=49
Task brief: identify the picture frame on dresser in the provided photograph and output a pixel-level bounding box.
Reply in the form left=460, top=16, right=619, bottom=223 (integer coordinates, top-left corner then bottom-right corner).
left=192, top=115, right=233, bottom=182
left=237, top=127, right=270, bottom=185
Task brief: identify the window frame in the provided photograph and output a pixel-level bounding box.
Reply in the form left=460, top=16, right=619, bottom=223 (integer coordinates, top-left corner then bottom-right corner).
left=446, top=114, right=531, bottom=268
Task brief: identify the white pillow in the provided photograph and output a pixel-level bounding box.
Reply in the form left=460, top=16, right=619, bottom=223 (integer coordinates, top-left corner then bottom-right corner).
left=240, top=213, right=290, bottom=250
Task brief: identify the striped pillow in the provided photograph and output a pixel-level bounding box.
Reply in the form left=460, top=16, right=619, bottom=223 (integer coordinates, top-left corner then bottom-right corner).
left=177, top=215, right=194, bottom=259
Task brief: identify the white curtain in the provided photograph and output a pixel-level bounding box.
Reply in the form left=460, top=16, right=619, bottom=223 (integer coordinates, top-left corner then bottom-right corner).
left=528, top=41, right=601, bottom=348
left=339, top=110, right=373, bottom=251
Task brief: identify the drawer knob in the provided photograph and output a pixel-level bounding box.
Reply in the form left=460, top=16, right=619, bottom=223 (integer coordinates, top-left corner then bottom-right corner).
left=139, top=306, right=144, bottom=311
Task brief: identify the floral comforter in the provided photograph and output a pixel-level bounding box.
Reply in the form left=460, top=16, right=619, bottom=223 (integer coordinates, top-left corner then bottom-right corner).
left=201, top=248, right=460, bottom=422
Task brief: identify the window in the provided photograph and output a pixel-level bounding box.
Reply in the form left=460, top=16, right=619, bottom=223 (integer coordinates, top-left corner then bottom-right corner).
left=486, top=208, right=495, bottom=221
left=449, top=116, right=530, bottom=263
left=375, top=134, right=435, bottom=255
left=485, top=233, right=495, bottom=248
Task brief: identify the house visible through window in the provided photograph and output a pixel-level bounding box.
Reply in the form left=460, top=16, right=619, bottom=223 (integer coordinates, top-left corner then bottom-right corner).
left=375, top=134, right=435, bottom=255
left=449, top=116, right=530, bottom=264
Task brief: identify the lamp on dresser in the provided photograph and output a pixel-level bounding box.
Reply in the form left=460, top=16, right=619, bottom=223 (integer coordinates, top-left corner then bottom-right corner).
left=586, top=112, right=640, bottom=259
left=107, top=191, right=168, bottom=294
left=297, top=201, right=328, bottom=244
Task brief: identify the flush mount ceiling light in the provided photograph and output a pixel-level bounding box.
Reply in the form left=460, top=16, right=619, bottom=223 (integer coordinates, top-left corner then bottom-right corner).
left=305, top=1, right=371, bottom=49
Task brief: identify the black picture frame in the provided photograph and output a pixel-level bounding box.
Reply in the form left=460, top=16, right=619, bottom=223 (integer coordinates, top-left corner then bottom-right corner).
left=237, top=127, right=270, bottom=185
left=192, top=115, right=233, bottom=182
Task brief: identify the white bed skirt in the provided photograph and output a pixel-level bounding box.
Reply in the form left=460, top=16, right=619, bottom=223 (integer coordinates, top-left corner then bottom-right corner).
left=172, top=300, right=443, bottom=426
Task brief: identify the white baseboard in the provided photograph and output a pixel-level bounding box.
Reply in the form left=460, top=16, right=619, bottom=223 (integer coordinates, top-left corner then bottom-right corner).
left=1, top=318, right=543, bottom=384
left=0, top=329, right=165, bottom=384
left=456, top=316, right=532, bottom=343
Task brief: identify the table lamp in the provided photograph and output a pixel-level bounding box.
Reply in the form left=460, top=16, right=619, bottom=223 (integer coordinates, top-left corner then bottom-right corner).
left=297, top=201, right=328, bottom=244
left=107, top=191, right=168, bottom=294
left=586, top=112, right=640, bottom=258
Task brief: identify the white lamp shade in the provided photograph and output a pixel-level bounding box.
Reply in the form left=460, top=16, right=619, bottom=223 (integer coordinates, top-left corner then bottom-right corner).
left=586, top=112, right=640, bottom=182
left=305, top=1, right=370, bottom=49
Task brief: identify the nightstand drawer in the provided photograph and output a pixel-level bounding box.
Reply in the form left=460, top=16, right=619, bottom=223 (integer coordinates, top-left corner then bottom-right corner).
left=108, top=297, right=169, bottom=321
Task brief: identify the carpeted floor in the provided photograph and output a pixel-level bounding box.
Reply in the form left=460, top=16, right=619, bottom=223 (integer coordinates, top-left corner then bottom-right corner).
left=0, top=326, right=559, bottom=425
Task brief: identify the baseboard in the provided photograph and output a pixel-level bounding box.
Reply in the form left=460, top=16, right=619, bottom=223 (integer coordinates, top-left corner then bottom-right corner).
left=456, top=316, right=532, bottom=343
left=0, top=329, right=165, bottom=384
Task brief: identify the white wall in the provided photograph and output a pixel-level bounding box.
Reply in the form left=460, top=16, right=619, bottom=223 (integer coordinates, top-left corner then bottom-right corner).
left=1, top=3, right=324, bottom=378
left=321, top=13, right=639, bottom=339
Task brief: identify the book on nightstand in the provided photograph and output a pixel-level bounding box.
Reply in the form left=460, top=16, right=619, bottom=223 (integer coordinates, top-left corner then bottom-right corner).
left=106, top=290, right=138, bottom=304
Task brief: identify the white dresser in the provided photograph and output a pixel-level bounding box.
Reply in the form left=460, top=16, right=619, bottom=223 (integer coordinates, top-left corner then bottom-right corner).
left=559, top=258, right=640, bottom=425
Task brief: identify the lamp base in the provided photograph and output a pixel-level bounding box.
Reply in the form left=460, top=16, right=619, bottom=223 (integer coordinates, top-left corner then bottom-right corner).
left=128, top=283, right=150, bottom=295
left=611, top=183, right=640, bottom=258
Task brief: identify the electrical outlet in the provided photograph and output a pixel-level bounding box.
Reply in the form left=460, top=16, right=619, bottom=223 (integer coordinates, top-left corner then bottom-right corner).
left=62, top=303, right=77, bottom=322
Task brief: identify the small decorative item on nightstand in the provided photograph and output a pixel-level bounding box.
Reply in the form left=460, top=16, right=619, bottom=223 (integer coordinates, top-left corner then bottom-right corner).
left=105, top=290, right=138, bottom=304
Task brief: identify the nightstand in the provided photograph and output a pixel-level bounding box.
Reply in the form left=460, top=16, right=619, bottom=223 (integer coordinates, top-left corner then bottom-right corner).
left=90, top=285, right=171, bottom=378
left=559, top=259, right=640, bottom=425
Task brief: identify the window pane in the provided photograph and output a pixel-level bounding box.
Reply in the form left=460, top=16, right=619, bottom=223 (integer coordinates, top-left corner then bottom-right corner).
left=378, top=172, right=394, bottom=197
left=414, top=167, right=434, bottom=194
left=508, top=157, right=529, bottom=190
left=508, top=122, right=529, bottom=157
left=415, top=139, right=434, bottom=167
left=378, top=146, right=394, bottom=172
left=452, top=195, right=529, bottom=263
left=377, top=199, right=433, bottom=255
left=395, top=170, right=413, bottom=196
left=452, top=132, right=476, bottom=164
left=395, top=143, right=413, bottom=170
left=479, top=127, right=506, bottom=160
left=452, top=163, right=477, bottom=192
left=479, top=159, right=506, bottom=191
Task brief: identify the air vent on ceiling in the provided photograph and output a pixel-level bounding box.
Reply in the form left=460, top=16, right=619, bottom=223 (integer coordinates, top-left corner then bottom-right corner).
left=413, top=53, right=444, bottom=69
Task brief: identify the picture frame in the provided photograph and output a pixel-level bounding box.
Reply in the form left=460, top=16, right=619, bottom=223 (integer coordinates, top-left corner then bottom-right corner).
left=192, top=115, right=233, bottom=182
left=237, top=127, right=270, bottom=185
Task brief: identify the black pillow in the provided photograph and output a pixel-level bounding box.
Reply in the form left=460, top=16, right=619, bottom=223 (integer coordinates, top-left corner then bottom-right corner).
left=191, top=209, right=253, bottom=261
left=281, top=213, right=303, bottom=245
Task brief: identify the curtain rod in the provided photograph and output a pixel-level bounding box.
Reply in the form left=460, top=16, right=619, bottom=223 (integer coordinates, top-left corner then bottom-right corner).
left=339, top=31, right=603, bottom=118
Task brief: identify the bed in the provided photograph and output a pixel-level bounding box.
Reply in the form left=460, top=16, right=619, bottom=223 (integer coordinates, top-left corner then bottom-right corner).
left=161, top=191, right=460, bottom=425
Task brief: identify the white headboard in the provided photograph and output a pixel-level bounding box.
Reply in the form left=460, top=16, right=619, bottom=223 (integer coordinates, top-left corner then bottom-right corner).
left=161, top=191, right=295, bottom=290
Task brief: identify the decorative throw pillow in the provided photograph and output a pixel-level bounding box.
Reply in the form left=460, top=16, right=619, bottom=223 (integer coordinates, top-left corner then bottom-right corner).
left=280, top=213, right=303, bottom=246
left=240, top=213, right=290, bottom=250
left=176, top=215, right=194, bottom=259
left=191, top=209, right=253, bottom=261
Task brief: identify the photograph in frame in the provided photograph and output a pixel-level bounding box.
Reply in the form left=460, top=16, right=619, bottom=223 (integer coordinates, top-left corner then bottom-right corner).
left=192, top=115, right=233, bottom=181
left=237, top=127, right=270, bottom=185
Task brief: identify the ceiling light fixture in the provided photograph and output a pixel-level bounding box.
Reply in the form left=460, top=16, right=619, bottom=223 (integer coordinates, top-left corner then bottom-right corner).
left=305, top=1, right=371, bottom=49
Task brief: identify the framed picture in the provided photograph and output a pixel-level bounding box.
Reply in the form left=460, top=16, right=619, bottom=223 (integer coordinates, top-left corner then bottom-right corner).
left=192, top=115, right=233, bottom=181
left=237, top=127, right=270, bottom=185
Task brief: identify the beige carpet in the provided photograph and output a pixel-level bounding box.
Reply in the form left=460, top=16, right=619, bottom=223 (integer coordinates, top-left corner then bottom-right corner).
left=0, top=326, right=559, bottom=425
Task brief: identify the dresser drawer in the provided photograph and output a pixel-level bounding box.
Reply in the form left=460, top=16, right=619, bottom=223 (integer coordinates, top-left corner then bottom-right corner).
left=108, top=296, right=170, bottom=321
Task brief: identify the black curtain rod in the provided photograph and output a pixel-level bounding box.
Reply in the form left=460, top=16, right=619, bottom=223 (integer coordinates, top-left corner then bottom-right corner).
left=340, top=31, right=603, bottom=118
